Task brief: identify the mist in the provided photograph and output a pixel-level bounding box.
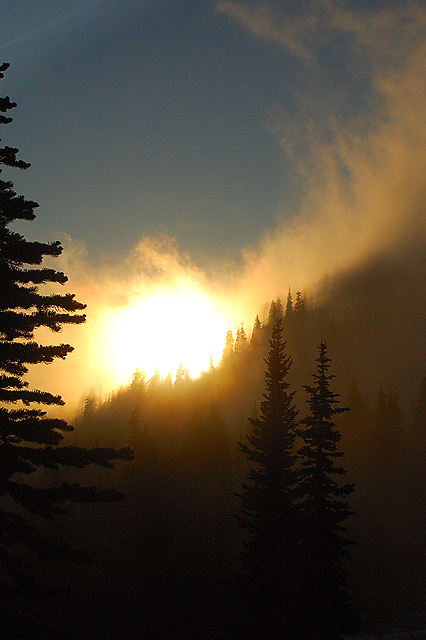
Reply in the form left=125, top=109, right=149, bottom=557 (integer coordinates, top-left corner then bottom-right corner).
left=25, top=0, right=426, bottom=417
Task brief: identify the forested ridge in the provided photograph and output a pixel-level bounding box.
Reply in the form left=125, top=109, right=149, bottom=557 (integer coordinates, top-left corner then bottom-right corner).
left=43, top=278, right=426, bottom=639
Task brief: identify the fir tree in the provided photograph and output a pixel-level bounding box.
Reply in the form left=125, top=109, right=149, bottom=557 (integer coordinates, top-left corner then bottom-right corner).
left=250, top=315, right=262, bottom=344
left=266, top=300, right=277, bottom=326
left=294, top=290, right=307, bottom=319
left=0, top=64, right=132, bottom=622
left=237, top=317, right=299, bottom=639
left=285, top=286, right=293, bottom=320
left=221, top=329, right=234, bottom=361
left=174, top=361, right=188, bottom=386
left=234, top=323, right=247, bottom=353
left=297, top=341, right=358, bottom=640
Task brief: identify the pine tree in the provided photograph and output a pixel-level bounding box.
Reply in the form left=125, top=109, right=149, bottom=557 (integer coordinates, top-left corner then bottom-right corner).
left=0, top=64, right=132, bottom=621
left=285, top=286, right=293, bottom=320
left=250, top=314, right=262, bottom=344
left=221, top=329, right=234, bottom=362
left=297, top=341, right=358, bottom=640
left=234, top=323, right=247, bottom=353
left=237, top=317, right=299, bottom=639
left=294, top=290, right=307, bottom=319
left=174, top=361, right=188, bottom=386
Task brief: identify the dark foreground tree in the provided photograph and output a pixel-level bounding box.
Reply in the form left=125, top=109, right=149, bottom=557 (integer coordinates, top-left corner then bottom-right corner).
left=0, top=64, right=132, bottom=632
left=237, top=317, right=299, bottom=639
left=297, top=341, right=359, bottom=640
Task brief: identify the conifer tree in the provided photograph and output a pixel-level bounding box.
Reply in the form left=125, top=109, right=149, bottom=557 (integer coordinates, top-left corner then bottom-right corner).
left=221, top=329, right=234, bottom=361
left=297, top=341, right=358, bottom=640
left=294, top=290, right=307, bottom=319
left=285, top=286, right=293, bottom=320
left=234, top=323, right=247, bottom=353
left=266, top=300, right=277, bottom=326
left=0, top=63, right=132, bottom=620
left=250, top=315, right=262, bottom=344
left=237, top=317, right=299, bottom=639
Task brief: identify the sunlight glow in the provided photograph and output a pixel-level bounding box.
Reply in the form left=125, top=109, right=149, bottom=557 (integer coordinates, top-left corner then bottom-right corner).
left=107, top=287, right=228, bottom=383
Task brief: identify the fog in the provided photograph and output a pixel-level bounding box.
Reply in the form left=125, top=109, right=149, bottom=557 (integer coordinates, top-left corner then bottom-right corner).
left=27, top=0, right=426, bottom=414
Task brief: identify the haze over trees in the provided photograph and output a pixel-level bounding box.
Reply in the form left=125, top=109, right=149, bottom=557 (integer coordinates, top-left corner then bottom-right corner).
left=66, top=283, right=426, bottom=639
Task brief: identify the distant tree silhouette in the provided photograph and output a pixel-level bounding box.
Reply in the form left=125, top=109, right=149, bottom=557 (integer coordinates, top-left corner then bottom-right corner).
left=250, top=315, right=262, bottom=344
left=267, top=300, right=277, bottom=325
left=237, top=317, right=299, bottom=639
left=297, top=341, right=358, bottom=640
left=285, top=286, right=293, bottom=320
left=234, top=323, right=247, bottom=353
left=128, top=367, right=146, bottom=405
left=174, top=361, right=188, bottom=385
left=0, top=64, right=132, bottom=626
left=221, top=329, right=234, bottom=361
left=294, top=290, right=307, bottom=319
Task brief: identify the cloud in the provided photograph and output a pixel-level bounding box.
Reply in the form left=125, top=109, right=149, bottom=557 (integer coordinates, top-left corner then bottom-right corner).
left=216, top=1, right=316, bottom=59
left=27, top=1, right=426, bottom=409
left=218, top=1, right=426, bottom=313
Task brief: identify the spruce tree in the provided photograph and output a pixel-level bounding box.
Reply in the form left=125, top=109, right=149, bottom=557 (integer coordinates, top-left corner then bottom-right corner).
left=297, top=341, right=358, bottom=640
left=250, top=315, right=262, bottom=344
left=285, top=286, right=293, bottom=320
left=234, top=323, right=247, bottom=353
left=237, top=317, right=299, bottom=639
left=0, top=63, right=132, bottom=621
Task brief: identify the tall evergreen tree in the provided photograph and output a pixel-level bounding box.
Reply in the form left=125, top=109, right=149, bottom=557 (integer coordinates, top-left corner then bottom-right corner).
left=250, top=314, right=262, bottom=344
left=297, top=341, right=358, bottom=640
left=0, top=64, right=132, bottom=623
left=234, top=323, right=247, bottom=353
left=237, top=317, right=299, bottom=639
left=285, top=286, right=293, bottom=320
left=294, top=290, right=307, bottom=319
left=221, top=329, right=234, bottom=362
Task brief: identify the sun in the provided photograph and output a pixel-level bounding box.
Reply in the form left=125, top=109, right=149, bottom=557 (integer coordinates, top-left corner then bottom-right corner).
left=107, top=287, right=229, bottom=383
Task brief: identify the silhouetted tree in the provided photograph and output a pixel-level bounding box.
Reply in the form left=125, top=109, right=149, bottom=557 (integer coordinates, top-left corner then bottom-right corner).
left=285, top=286, right=293, bottom=320
left=234, top=323, right=247, bottom=353
left=267, top=300, right=276, bottom=326
left=297, top=341, right=358, bottom=640
left=174, top=361, right=188, bottom=386
left=0, top=64, right=132, bottom=626
left=128, top=367, right=145, bottom=406
left=237, top=317, right=299, bottom=639
left=250, top=315, right=262, bottom=344
left=221, top=329, right=234, bottom=361
left=294, top=290, right=307, bottom=319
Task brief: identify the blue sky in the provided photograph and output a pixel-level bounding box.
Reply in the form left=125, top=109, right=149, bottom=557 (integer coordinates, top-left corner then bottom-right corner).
left=2, top=0, right=413, bottom=271
left=1, top=0, right=299, bottom=265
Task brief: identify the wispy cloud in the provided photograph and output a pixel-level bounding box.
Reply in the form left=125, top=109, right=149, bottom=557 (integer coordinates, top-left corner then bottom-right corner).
left=217, top=1, right=426, bottom=314
left=216, top=1, right=315, bottom=59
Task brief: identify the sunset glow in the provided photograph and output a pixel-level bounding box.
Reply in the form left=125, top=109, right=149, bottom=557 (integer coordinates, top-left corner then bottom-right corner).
left=107, top=288, right=229, bottom=383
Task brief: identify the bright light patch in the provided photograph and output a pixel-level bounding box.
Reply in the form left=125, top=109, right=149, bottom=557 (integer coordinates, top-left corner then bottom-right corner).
left=107, top=288, right=228, bottom=383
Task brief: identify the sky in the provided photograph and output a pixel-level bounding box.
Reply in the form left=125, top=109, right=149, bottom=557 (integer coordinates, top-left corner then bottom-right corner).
left=2, top=0, right=426, bottom=405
